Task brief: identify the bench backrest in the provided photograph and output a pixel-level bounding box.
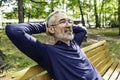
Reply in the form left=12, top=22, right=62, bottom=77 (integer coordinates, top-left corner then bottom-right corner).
left=5, top=65, right=52, bottom=80
left=82, top=40, right=110, bottom=75
left=82, top=40, right=120, bottom=80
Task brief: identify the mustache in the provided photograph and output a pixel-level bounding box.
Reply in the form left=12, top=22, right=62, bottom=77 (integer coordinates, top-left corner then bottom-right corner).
left=64, top=27, right=72, bottom=33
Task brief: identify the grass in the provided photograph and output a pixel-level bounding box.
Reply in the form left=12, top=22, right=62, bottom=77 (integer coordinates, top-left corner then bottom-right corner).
left=108, top=41, right=120, bottom=59
left=0, top=30, right=37, bottom=71
left=0, top=30, right=54, bottom=71
left=0, top=27, right=120, bottom=72
left=88, top=28, right=119, bottom=37
left=88, top=28, right=120, bottom=59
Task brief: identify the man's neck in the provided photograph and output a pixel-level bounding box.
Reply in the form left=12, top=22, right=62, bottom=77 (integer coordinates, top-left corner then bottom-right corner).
left=55, top=39, right=70, bottom=46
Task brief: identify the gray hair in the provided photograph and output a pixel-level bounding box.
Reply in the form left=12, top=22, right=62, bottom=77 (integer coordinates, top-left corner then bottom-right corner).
left=46, top=10, right=65, bottom=27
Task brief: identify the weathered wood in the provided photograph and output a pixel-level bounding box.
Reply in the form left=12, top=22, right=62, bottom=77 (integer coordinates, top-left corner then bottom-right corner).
left=83, top=40, right=120, bottom=80
left=103, top=61, right=119, bottom=80
left=1, top=65, right=51, bottom=80
left=109, top=63, right=120, bottom=80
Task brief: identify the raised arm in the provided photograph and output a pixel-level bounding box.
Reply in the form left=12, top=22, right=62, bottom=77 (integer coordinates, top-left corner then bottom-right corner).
left=5, top=23, right=48, bottom=64
left=73, top=25, right=87, bottom=46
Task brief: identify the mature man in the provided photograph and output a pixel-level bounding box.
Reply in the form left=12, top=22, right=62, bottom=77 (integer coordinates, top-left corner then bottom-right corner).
left=6, top=10, right=103, bottom=80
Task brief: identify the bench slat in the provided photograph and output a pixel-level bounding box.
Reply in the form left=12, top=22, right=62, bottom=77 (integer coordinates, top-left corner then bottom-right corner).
left=35, top=72, right=52, bottom=80
left=18, top=65, right=47, bottom=80
left=100, top=58, right=114, bottom=76
left=97, top=57, right=112, bottom=74
left=92, top=49, right=109, bottom=67
left=86, top=43, right=107, bottom=58
left=103, top=61, right=119, bottom=80
left=4, top=65, right=47, bottom=80
left=82, top=40, right=106, bottom=52
left=89, top=49, right=108, bottom=64
left=28, top=71, right=52, bottom=80
left=116, top=68, right=120, bottom=80
left=0, top=65, right=45, bottom=80
left=109, top=63, right=120, bottom=80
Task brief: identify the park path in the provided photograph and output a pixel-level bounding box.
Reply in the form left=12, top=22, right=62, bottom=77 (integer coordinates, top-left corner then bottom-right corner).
left=82, top=33, right=120, bottom=47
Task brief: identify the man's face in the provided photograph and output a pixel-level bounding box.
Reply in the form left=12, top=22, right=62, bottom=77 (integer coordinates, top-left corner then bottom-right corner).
left=52, top=12, right=74, bottom=41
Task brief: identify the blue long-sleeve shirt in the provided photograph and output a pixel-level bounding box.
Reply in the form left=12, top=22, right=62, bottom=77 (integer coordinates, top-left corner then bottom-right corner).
left=5, top=23, right=103, bottom=80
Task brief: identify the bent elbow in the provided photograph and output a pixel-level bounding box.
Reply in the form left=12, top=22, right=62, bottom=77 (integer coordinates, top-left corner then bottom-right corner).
left=5, top=24, right=15, bottom=37
left=5, top=24, right=21, bottom=39
left=84, top=29, right=87, bottom=35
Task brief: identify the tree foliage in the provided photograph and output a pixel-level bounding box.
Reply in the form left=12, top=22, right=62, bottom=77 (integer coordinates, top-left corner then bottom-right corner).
left=1, top=0, right=120, bottom=29
left=118, top=0, right=120, bottom=35
left=0, top=0, right=7, bottom=7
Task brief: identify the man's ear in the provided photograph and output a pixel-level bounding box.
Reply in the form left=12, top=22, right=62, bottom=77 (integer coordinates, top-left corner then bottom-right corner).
left=47, top=27, right=55, bottom=36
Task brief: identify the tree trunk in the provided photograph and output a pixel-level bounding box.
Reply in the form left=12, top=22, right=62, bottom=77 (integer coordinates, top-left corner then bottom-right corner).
left=118, top=0, right=120, bottom=35
left=94, top=0, right=100, bottom=28
left=87, top=14, right=91, bottom=28
left=18, top=0, right=24, bottom=23
left=99, top=0, right=105, bottom=28
left=0, top=1, right=2, bottom=7
left=78, top=0, right=85, bottom=26
left=51, top=0, right=54, bottom=12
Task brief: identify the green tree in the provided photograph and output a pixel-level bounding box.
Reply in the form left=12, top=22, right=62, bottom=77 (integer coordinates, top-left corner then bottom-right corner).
left=18, top=0, right=24, bottom=23
left=78, top=0, right=85, bottom=26
left=0, top=0, right=7, bottom=7
left=94, top=0, right=100, bottom=28
left=98, top=0, right=110, bottom=27
left=2, top=0, right=120, bottom=30
left=25, top=0, right=48, bottom=20
left=118, top=0, right=120, bottom=35
left=67, top=0, right=86, bottom=26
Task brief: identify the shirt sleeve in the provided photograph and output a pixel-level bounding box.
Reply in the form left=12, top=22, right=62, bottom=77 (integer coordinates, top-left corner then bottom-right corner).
left=72, top=25, right=87, bottom=46
left=5, top=22, right=48, bottom=64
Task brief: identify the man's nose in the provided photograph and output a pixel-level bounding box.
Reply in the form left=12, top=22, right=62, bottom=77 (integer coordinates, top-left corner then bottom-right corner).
left=65, top=21, right=72, bottom=27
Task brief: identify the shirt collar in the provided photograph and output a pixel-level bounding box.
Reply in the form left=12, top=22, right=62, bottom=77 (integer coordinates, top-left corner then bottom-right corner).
left=55, top=40, right=73, bottom=47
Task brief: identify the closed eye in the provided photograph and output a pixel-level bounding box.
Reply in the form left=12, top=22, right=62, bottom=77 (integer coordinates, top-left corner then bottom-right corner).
left=59, top=19, right=66, bottom=24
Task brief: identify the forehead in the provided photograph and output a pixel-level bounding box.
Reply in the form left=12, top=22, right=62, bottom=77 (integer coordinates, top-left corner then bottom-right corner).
left=54, top=12, right=68, bottom=21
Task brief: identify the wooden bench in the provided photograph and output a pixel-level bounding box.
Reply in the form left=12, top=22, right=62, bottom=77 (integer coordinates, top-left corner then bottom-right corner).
left=1, top=40, right=120, bottom=80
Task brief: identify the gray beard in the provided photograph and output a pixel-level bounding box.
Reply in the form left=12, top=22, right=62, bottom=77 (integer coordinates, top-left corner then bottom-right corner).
left=55, top=33, right=74, bottom=41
